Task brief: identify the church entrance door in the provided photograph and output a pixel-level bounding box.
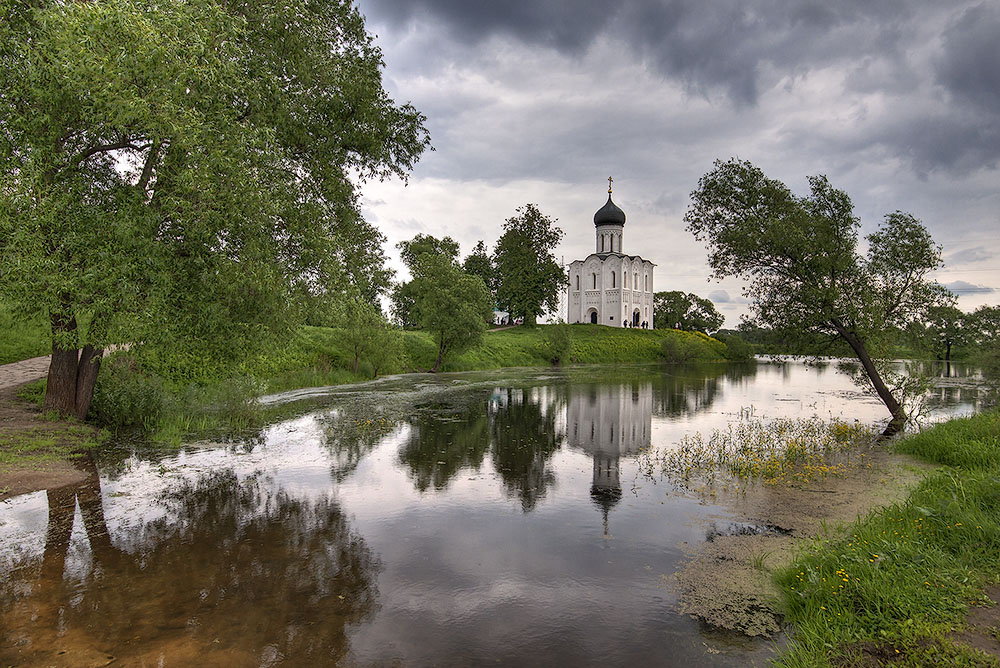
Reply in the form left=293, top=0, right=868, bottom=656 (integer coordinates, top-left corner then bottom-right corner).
left=632, top=310, right=641, bottom=327
left=589, top=310, right=598, bottom=324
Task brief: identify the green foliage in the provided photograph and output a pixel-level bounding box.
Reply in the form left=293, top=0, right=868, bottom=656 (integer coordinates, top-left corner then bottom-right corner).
left=0, top=303, right=50, bottom=364
left=15, top=379, right=47, bottom=407
left=660, top=336, right=713, bottom=364
left=539, top=322, right=573, bottom=365
left=774, top=408, right=1000, bottom=667
left=0, top=0, right=429, bottom=410
left=462, top=240, right=495, bottom=302
left=391, top=234, right=460, bottom=327
left=89, top=357, right=167, bottom=428
left=492, top=204, right=566, bottom=326
left=920, top=304, right=966, bottom=361
left=653, top=290, right=724, bottom=333
left=712, top=332, right=755, bottom=361
left=896, top=410, right=1000, bottom=469
left=405, top=249, right=493, bottom=371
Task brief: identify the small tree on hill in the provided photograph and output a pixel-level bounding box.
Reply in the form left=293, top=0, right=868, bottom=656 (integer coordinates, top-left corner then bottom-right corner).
left=391, top=234, right=461, bottom=327
left=653, top=291, right=724, bottom=333
left=685, top=158, right=949, bottom=437
left=493, top=204, right=566, bottom=327
left=409, top=253, right=492, bottom=372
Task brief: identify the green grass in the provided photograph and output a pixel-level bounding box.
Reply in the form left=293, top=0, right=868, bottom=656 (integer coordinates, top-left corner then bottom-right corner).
left=287, top=324, right=726, bottom=376
left=774, top=409, right=1000, bottom=667
left=0, top=302, right=50, bottom=364
left=0, top=424, right=104, bottom=471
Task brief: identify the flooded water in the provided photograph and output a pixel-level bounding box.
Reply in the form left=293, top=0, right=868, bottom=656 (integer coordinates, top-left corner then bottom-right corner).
left=0, top=360, right=984, bottom=667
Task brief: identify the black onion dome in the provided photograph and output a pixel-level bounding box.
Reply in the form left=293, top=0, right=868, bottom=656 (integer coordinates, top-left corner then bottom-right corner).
left=594, top=195, right=625, bottom=227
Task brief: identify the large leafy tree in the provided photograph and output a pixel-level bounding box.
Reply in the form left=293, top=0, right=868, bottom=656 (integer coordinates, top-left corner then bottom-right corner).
left=493, top=204, right=566, bottom=327
left=0, top=0, right=429, bottom=418
left=685, top=159, right=948, bottom=437
left=653, top=291, right=724, bottom=333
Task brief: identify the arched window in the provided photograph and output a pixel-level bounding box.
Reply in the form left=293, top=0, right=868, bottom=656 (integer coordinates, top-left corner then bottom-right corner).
left=611, top=272, right=615, bottom=288
left=600, top=236, right=605, bottom=252
left=634, top=272, right=638, bottom=289
left=575, top=274, right=580, bottom=291
left=644, top=274, right=648, bottom=291
left=592, top=273, right=597, bottom=289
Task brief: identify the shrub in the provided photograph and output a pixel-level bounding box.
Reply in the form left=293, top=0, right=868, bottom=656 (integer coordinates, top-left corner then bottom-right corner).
left=539, top=323, right=572, bottom=365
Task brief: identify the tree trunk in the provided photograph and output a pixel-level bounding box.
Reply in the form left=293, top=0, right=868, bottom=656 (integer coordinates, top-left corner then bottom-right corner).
left=43, top=313, right=80, bottom=416
left=75, top=344, right=103, bottom=421
left=831, top=319, right=907, bottom=438
left=42, top=313, right=103, bottom=420
left=431, top=341, right=445, bottom=373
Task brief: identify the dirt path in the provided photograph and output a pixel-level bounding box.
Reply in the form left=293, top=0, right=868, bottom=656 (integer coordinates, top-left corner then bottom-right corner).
left=0, top=355, right=50, bottom=391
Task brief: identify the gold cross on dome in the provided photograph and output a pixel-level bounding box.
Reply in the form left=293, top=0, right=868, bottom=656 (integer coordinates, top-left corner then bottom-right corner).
left=607, top=176, right=613, bottom=193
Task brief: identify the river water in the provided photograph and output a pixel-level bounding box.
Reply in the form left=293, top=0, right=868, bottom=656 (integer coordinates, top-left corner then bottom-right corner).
left=0, top=360, right=984, bottom=667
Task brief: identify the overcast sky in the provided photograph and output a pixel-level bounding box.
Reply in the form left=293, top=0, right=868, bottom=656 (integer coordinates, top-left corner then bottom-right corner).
left=355, top=0, right=999, bottom=327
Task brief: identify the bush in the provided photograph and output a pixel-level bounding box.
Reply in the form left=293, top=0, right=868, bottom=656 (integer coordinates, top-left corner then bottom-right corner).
left=539, top=323, right=572, bottom=365
left=714, top=333, right=755, bottom=362
left=89, top=357, right=166, bottom=428
left=660, top=335, right=712, bottom=364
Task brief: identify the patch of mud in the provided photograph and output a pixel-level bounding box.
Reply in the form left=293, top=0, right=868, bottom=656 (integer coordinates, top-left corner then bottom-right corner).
left=956, top=586, right=1000, bottom=661
left=0, top=385, right=97, bottom=499
left=672, top=449, right=935, bottom=636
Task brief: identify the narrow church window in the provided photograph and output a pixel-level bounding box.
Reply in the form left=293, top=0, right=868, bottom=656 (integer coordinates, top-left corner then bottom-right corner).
left=600, top=236, right=605, bottom=252
left=634, top=272, right=638, bottom=289
left=592, top=273, right=597, bottom=289
left=611, top=272, right=615, bottom=288
left=575, top=275, right=579, bottom=291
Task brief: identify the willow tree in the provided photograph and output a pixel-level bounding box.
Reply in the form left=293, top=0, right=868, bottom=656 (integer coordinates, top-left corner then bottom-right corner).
left=685, top=159, right=947, bottom=437
left=0, top=0, right=429, bottom=418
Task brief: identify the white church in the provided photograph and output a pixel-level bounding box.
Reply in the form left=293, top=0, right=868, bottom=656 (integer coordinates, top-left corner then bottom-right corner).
left=566, top=179, right=655, bottom=327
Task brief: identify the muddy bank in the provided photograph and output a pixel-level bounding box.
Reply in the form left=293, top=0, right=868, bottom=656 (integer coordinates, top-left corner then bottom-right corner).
left=0, top=385, right=96, bottom=499
left=669, top=449, right=935, bottom=637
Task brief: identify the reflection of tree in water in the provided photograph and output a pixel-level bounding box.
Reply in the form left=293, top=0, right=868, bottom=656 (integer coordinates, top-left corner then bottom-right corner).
left=398, top=397, right=491, bottom=492
left=319, top=406, right=399, bottom=482
left=489, top=387, right=565, bottom=512
left=2, top=468, right=379, bottom=667
left=651, top=362, right=757, bottom=417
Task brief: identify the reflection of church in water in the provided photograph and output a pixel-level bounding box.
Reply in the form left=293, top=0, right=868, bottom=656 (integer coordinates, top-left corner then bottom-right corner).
left=566, top=383, right=652, bottom=532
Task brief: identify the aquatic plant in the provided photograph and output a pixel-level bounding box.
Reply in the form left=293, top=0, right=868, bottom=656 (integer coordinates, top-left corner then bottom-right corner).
left=638, top=417, right=877, bottom=487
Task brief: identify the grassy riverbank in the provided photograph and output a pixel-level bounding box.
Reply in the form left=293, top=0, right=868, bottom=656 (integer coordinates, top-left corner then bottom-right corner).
left=264, top=323, right=731, bottom=392
left=775, top=409, right=1000, bottom=666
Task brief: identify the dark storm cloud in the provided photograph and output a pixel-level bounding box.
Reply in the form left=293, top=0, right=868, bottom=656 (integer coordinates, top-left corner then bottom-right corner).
left=362, top=0, right=1000, bottom=174
left=363, top=0, right=917, bottom=104
left=936, top=3, right=1000, bottom=116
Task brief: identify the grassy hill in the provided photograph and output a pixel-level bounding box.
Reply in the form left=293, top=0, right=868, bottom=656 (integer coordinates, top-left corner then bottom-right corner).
left=263, top=323, right=732, bottom=392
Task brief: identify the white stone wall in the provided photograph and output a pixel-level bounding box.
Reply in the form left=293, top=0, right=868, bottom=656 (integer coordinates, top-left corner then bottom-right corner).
left=567, top=255, right=654, bottom=326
